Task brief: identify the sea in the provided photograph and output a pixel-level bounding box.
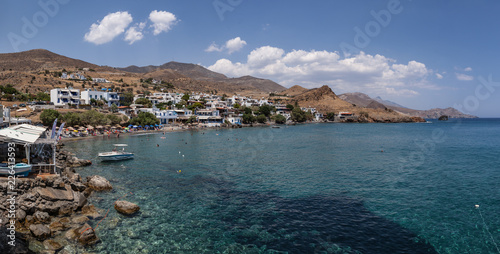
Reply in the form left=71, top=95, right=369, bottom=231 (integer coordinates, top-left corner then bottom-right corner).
left=63, top=119, right=500, bottom=254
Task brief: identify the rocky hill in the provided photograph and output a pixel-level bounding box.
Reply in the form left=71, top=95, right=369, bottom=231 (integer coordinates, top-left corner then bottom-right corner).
left=283, top=85, right=309, bottom=96
left=0, top=49, right=285, bottom=96
left=0, top=49, right=111, bottom=72
left=339, top=92, right=476, bottom=118
left=282, top=85, right=424, bottom=123
left=118, top=62, right=285, bottom=93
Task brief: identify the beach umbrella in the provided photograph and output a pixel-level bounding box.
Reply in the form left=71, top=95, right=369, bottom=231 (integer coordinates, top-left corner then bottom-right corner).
left=78, top=127, right=85, bottom=131
left=96, top=125, right=103, bottom=129
left=128, top=124, right=133, bottom=127
left=138, top=125, right=142, bottom=127
left=86, top=125, right=94, bottom=129
left=68, top=127, right=75, bottom=131
left=133, top=125, right=138, bottom=128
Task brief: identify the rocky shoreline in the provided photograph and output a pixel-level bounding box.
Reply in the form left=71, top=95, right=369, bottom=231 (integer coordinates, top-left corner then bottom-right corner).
left=0, top=146, right=121, bottom=254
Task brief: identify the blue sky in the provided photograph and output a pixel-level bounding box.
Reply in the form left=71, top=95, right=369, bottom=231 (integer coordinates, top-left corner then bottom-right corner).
left=1, top=0, right=500, bottom=117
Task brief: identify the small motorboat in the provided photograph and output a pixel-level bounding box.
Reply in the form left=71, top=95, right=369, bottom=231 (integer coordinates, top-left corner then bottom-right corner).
left=0, top=163, right=32, bottom=177
left=98, top=144, right=134, bottom=161
left=271, top=125, right=281, bottom=128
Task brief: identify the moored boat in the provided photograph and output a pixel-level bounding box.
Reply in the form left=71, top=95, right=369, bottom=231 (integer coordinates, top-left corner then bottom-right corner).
left=98, top=144, right=134, bottom=161
left=0, top=163, right=32, bottom=177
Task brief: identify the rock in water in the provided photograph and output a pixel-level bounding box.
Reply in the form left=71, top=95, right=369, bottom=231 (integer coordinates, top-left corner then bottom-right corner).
left=86, top=175, right=112, bottom=191
left=114, top=200, right=140, bottom=215
left=78, top=227, right=100, bottom=246
left=29, top=224, right=51, bottom=240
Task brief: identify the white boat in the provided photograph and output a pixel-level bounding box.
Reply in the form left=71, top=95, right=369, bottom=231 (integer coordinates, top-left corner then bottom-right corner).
left=0, top=163, right=32, bottom=177
left=98, top=144, right=134, bottom=161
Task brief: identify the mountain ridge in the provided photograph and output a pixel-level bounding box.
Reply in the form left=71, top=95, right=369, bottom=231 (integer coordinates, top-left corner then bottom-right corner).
left=339, top=92, right=477, bottom=118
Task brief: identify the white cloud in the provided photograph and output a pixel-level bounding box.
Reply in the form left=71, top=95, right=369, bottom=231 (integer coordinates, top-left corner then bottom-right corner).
left=84, top=11, right=133, bottom=45
left=225, top=37, right=247, bottom=54
left=205, top=37, right=247, bottom=54
left=205, top=42, right=223, bottom=52
left=436, top=73, right=443, bottom=79
left=124, top=22, right=146, bottom=45
left=149, top=10, right=178, bottom=35
left=208, top=47, right=433, bottom=97
left=455, top=73, right=474, bottom=81
left=464, top=67, right=472, bottom=72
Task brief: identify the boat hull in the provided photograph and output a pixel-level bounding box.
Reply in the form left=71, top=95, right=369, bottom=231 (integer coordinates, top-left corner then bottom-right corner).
left=98, top=153, right=134, bottom=161
left=0, top=163, right=32, bottom=177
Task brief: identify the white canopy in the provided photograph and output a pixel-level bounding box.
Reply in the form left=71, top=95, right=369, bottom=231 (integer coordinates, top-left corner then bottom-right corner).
left=0, top=124, right=47, bottom=144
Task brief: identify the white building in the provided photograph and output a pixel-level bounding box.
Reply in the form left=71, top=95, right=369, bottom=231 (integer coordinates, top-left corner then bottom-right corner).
left=81, top=89, right=120, bottom=107
left=92, top=78, right=110, bottom=83
left=50, top=88, right=81, bottom=106
left=154, top=109, right=178, bottom=125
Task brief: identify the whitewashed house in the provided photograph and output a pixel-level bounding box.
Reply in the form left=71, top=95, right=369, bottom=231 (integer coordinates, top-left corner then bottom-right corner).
left=50, top=88, right=81, bottom=106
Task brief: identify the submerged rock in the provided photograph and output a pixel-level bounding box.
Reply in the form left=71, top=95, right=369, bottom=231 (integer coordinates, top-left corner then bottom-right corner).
left=43, top=239, right=63, bottom=251
left=86, top=175, right=112, bottom=191
left=114, top=200, right=140, bottom=215
left=77, top=226, right=100, bottom=246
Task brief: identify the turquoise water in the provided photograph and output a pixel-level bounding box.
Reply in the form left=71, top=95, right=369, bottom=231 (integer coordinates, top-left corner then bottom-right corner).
left=64, top=119, right=500, bottom=253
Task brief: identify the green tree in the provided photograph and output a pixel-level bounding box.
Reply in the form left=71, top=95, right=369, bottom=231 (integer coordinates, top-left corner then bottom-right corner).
left=181, top=93, right=190, bottom=101
left=121, top=92, right=134, bottom=106
left=233, top=103, right=240, bottom=109
left=79, top=110, right=108, bottom=126
left=61, top=112, right=81, bottom=126
left=191, top=102, right=204, bottom=110
left=258, top=104, right=274, bottom=117
left=1, top=84, right=19, bottom=95
left=40, top=109, right=61, bottom=126
left=326, top=112, right=336, bottom=121
left=242, top=113, right=256, bottom=124
left=286, top=104, right=294, bottom=110
left=110, top=103, right=118, bottom=113
left=243, top=107, right=252, bottom=115
left=256, top=114, right=267, bottom=124
left=106, top=114, right=122, bottom=125
left=135, top=98, right=152, bottom=108
left=186, top=115, right=197, bottom=124
left=129, top=112, right=160, bottom=126
left=273, top=114, right=287, bottom=124
left=291, top=108, right=307, bottom=122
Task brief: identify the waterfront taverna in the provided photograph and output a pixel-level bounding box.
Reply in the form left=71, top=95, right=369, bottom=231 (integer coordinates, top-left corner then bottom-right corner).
left=0, top=124, right=58, bottom=176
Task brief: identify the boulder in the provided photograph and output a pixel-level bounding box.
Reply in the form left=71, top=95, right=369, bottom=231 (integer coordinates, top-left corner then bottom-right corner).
left=29, top=224, right=51, bottom=240
left=81, top=205, right=101, bottom=219
left=73, top=191, right=87, bottom=210
left=77, top=226, right=100, bottom=246
left=86, top=175, right=112, bottom=191
left=43, top=239, right=63, bottom=251
left=71, top=215, right=89, bottom=225
left=36, top=187, right=74, bottom=201
left=114, top=200, right=140, bottom=215
left=16, top=209, right=26, bottom=222
left=34, top=211, right=50, bottom=224
left=49, top=220, right=68, bottom=233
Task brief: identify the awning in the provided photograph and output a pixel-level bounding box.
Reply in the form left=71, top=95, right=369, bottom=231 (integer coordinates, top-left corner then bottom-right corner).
left=0, top=124, right=47, bottom=144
